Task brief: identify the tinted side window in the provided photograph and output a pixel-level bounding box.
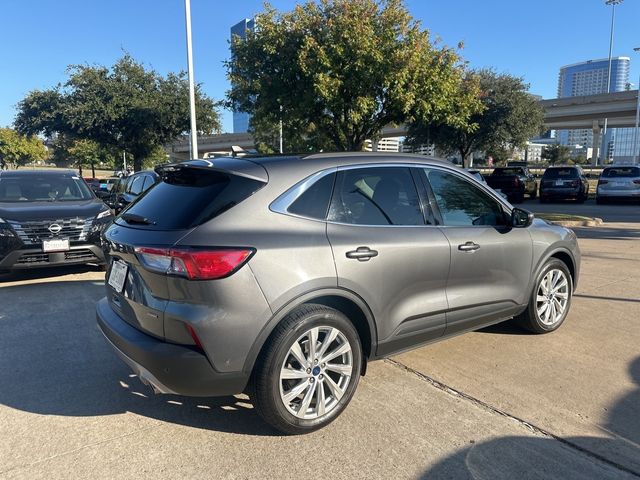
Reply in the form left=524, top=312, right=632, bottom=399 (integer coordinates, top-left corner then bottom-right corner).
left=287, top=173, right=336, bottom=220
left=129, top=176, right=144, bottom=195
left=328, top=167, right=423, bottom=226
left=141, top=175, right=156, bottom=192
left=424, top=169, right=506, bottom=227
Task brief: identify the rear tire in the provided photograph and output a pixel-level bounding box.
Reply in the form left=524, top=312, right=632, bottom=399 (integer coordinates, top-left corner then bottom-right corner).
left=250, top=304, right=362, bottom=435
left=515, top=258, right=572, bottom=334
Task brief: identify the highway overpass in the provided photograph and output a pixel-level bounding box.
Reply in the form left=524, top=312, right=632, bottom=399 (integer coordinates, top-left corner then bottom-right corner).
left=170, top=89, right=639, bottom=159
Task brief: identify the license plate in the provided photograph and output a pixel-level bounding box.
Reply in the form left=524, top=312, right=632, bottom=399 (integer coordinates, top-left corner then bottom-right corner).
left=43, top=238, right=70, bottom=252
left=108, top=260, right=128, bottom=293
left=555, top=180, right=564, bottom=186
left=612, top=182, right=624, bottom=187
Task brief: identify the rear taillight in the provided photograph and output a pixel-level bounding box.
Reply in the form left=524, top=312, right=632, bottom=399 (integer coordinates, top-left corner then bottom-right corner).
left=134, top=247, right=254, bottom=280
left=598, top=179, right=608, bottom=186
left=633, top=180, right=640, bottom=185
left=513, top=178, right=521, bottom=187
left=569, top=180, right=579, bottom=187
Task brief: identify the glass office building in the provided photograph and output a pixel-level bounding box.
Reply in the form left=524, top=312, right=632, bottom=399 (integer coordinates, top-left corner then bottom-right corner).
left=556, top=57, right=633, bottom=162
left=230, top=19, right=255, bottom=133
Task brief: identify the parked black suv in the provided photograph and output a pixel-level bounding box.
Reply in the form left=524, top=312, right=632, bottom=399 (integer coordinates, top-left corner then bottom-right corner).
left=539, top=166, right=589, bottom=203
left=0, top=170, right=112, bottom=275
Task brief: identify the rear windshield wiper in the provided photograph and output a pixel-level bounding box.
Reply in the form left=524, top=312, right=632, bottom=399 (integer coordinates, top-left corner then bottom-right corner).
left=120, top=213, right=156, bottom=225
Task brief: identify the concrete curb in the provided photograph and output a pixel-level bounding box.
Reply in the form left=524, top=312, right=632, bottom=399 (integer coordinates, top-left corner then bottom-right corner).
left=545, top=217, right=603, bottom=227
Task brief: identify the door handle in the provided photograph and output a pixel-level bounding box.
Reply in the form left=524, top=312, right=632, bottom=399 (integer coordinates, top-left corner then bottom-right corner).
left=346, top=246, right=379, bottom=261
left=458, top=241, right=480, bottom=252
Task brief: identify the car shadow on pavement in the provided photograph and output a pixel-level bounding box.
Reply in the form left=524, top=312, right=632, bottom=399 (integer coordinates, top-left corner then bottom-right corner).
left=419, top=356, right=640, bottom=479
left=0, top=280, right=278, bottom=437
left=0, top=265, right=103, bottom=284
left=478, top=321, right=530, bottom=336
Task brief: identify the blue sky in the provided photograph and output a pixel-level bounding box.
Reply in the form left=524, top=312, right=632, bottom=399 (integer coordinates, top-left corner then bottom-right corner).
left=1, top=0, right=639, bottom=133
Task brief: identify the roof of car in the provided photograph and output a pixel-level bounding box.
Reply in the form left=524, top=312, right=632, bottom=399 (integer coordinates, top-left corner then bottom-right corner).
left=257, top=151, right=451, bottom=167
left=0, top=169, right=77, bottom=177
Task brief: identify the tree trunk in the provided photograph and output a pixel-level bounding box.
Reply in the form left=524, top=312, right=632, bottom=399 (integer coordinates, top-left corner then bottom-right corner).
left=91, top=163, right=96, bottom=178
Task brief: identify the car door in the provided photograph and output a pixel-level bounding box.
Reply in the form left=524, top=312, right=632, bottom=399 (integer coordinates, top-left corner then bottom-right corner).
left=421, top=167, right=533, bottom=335
left=326, top=165, right=450, bottom=356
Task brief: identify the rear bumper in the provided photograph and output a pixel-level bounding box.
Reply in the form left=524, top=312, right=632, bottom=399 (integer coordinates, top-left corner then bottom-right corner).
left=540, top=187, right=582, bottom=199
left=96, top=297, right=249, bottom=397
left=596, top=189, right=640, bottom=198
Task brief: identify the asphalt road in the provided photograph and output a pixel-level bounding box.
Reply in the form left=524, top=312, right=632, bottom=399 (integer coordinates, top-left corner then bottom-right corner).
left=523, top=197, right=639, bottom=223
left=1, top=217, right=638, bottom=479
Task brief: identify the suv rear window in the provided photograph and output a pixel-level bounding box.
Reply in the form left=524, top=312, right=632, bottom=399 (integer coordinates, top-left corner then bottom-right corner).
left=117, top=167, right=265, bottom=230
left=543, top=168, right=579, bottom=179
left=602, top=167, right=640, bottom=178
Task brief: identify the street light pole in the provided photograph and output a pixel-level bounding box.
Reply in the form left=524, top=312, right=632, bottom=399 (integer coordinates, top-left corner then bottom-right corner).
left=184, top=0, right=199, bottom=159
left=601, top=0, right=623, bottom=165
left=633, top=47, right=640, bottom=164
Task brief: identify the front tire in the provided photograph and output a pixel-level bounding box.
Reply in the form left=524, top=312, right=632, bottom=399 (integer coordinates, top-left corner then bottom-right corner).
left=250, top=304, right=362, bottom=434
left=515, top=258, right=573, bottom=334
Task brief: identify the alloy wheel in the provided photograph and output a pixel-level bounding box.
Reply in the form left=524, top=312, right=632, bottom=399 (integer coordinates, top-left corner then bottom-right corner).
left=535, top=268, right=569, bottom=326
left=279, top=326, right=353, bottom=419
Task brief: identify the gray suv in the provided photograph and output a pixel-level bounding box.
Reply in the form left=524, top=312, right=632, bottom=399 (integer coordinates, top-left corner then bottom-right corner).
left=97, top=153, right=580, bottom=434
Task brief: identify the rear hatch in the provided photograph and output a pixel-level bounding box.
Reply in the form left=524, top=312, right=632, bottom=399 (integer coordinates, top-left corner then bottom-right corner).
left=599, top=166, right=640, bottom=191
left=541, top=168, right=579, bottom=189
left=103, top=159, right=268, bottom=340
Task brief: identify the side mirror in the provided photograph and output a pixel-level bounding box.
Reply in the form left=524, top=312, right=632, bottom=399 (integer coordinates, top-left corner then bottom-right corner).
left=511, top=207, right=534, bottom=228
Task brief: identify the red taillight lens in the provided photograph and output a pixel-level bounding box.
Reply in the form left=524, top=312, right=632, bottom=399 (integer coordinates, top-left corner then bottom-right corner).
left=134, top=247, right=254, bottom=280
left=633, top=180, right=640, bottom=185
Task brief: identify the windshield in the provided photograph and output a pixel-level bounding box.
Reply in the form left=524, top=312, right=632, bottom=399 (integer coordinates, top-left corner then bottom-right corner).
left=543, top=168, right=578, bottom=179
left=0, top=174, right=94, bottom=202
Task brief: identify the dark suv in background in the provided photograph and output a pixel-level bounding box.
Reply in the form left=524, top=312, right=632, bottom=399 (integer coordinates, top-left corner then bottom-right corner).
left=539, top=166, right=589, bottom=203
left=0, top=170, right=112, bottom=275
left=97, top=153, right=580, bottom=434
left=104, top=170, right=159, bottom=213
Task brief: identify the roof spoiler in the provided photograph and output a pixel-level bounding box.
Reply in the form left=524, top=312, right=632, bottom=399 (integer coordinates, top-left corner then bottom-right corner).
left=154, top=158, right=268, bottom=183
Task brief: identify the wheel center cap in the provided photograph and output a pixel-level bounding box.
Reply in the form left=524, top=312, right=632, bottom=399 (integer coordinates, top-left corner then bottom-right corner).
left=312, top=366, right=321, bottom=376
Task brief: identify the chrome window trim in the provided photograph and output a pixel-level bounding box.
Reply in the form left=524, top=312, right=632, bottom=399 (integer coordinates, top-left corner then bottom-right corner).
left=269, top=161, right=513, bottom=225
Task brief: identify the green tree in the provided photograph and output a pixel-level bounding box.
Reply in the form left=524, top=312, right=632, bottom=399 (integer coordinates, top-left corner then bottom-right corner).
left=227, top=0, right=477, bottom=152
left=408, top=69, right=544, bottom=168
left=542, top=144, right=571, bottom=165
left=0, top=128, right=48, bottom=168
left=15, top=55, right=221, bottom=171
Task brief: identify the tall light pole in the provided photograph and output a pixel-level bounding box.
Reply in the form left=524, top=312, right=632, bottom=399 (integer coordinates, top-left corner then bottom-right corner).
left=633, top=47, right=640, bottom=164
left=601, top=0, right=623, bottom=165
left=184, top=0, right=198, bottom=159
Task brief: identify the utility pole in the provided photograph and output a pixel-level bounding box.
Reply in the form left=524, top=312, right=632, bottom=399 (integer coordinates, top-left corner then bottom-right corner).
left=601, top=0, right=623, bottom=165
left=279, top=104, right=283, bottom=154
left=633, top=47, right=640, bottom=164
left=184, top=0, right=198, bottom=159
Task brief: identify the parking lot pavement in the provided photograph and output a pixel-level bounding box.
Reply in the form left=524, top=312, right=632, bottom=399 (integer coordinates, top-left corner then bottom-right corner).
left=1, top=220, right=639, bottom=479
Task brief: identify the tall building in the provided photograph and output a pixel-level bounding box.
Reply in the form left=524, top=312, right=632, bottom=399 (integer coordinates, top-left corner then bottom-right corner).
left=230, top=18, right=255, bottom=134
left=556, top=57, right=632, bottom=162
